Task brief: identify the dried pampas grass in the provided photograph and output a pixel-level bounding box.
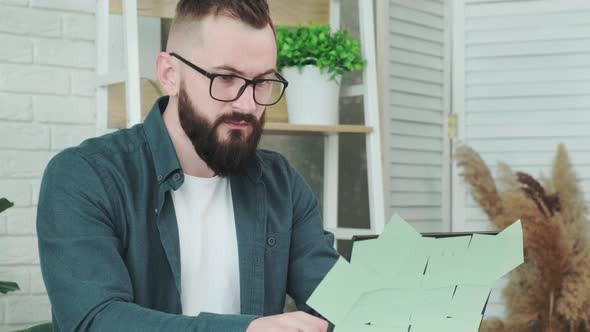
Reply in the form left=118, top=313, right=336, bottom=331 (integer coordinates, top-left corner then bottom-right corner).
left=455, top=144, right=590, bottom=332
left=455, top=145, right=503, bottom=219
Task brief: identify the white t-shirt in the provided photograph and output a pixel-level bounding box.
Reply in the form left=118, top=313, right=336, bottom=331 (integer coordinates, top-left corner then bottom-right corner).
left=171, top=174, right=241, bottom=316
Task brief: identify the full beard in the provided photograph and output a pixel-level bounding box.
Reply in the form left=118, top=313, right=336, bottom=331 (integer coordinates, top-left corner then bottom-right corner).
left=177, top=86, right=264, bottom=177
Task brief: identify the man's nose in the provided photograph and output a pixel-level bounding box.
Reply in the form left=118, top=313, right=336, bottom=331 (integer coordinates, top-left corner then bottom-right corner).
left=231, top=84, right=257, bottom=113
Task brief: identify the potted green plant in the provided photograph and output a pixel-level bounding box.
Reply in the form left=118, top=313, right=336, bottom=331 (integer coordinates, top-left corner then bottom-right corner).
left=276, top=24, right=365, bottom=125
left=0, top=198, right=18, bottom=295
left=1, top=198, right=52, bottom=331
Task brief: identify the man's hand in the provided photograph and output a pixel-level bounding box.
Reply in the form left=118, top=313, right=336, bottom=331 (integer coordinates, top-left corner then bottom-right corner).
left=246, top=311, right=329, bottom=332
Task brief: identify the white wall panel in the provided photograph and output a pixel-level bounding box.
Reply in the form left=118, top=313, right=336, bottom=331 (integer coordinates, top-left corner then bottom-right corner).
left=384, top=0, right=450, bottom=232
left=452, top=0, right=590, bottom=320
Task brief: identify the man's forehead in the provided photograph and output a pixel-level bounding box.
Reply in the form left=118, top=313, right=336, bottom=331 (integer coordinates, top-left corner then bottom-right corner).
left=189, top=16, right=277, bottom=76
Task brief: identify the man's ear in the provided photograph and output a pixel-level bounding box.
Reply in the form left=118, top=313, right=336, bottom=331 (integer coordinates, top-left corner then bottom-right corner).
left=156, top=52, right=179, bottom=96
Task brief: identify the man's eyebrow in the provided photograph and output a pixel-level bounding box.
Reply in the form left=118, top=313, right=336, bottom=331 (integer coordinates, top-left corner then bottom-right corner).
left=213, top=65, right=276, bottom=78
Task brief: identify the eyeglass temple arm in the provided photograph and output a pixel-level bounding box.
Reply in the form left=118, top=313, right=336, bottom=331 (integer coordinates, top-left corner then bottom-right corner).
left=169, top=52, right=212, bottom=78
left=274, top=71, right=288, bottom=86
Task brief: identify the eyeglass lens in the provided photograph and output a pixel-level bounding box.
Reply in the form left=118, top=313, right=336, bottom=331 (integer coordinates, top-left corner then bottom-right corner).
left=211, top=76, right=285, bottom=105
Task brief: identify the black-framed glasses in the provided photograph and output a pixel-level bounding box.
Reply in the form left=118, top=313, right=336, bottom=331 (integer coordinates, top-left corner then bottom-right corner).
left=170, top=52, right=288, bottom=106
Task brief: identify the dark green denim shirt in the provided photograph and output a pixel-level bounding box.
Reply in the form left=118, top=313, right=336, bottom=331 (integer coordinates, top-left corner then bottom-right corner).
left=37, top=97, right=339, bottom=332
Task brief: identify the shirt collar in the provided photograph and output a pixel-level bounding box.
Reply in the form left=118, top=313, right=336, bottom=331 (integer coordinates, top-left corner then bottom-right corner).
left=143, top=96, right=182, bottom=185
left=143, top=96, right=262, bottom=185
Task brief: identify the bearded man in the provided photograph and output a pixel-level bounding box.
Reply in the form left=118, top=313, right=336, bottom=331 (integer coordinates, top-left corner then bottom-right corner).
left=37, top=1, right=339, bottom=331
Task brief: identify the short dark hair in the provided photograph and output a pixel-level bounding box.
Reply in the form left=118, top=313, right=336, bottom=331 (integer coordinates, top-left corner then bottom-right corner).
left=174, top=0, right=274, bottom=31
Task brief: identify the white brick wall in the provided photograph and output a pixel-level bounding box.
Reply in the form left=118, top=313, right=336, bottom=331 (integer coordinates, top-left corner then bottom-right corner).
left=0, top=1, right=96, bottom=329
left=63, top=13, right=96, bottom=40
left=0, top=93, right=33, bottom=121
left=0, top=214, right=7, bottom=234
left=4, top=296, right=51, bottom=325
left=29, top=267, right=46, bottom=294
left=0, top=65, right=70, bottom=95
left=30, top=0, right=95, bottom=13
left=34, top=96, right=95, bottom=124
left=36, top=39, right=95, bottom=68
left=0, top=35, right=34, bottom=63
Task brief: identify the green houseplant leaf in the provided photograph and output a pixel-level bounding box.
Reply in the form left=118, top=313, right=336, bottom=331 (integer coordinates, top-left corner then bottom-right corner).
left=276, top=24, right=366, bottom=80
left=0, top=281, right=20, bottom=294
left=0, top=198, right=14, bottom=214
left=0, top=198, right=20, bottom=295
left=14, top=322, right=53, bottom=332
left=0, top=199, right=20, bottom=294
left=1, top=198, right=51, bottom=330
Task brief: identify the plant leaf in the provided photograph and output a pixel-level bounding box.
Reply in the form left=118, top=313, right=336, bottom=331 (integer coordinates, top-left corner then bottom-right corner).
left=0, top=281, right=20, bottom=294
left=276, top=24, right=366, bottom=79
left=0, top=198, right=14, bottom=214
left=14, top=322, right=53, bottom=332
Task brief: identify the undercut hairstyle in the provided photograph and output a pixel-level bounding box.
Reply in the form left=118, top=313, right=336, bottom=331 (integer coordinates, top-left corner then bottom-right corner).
left=173, top=0, right=274, bottom=31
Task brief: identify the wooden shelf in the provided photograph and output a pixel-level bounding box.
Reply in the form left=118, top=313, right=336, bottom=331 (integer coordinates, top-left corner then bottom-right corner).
left=106, top=82, right=367, bottom=133
left=263, top=122, right=372, bottom=135
left=108, top=0, right=329, bottom=26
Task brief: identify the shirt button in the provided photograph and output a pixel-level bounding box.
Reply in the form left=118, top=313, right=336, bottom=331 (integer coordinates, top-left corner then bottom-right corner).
left=154, top=208, right=159, bottom=215
left=267, top=237, right=276, bottom=247
left=157, top=175, right=163, bottom=182
left=173, top=173, right=181, bottom=181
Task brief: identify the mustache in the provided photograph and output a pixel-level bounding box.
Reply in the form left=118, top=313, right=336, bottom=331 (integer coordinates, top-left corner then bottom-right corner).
left=215, top=112, right=258, bottom=126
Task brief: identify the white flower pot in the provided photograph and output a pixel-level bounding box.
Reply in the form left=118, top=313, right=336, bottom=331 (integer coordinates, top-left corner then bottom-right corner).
left=281, top=65, right=342, bottom=125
